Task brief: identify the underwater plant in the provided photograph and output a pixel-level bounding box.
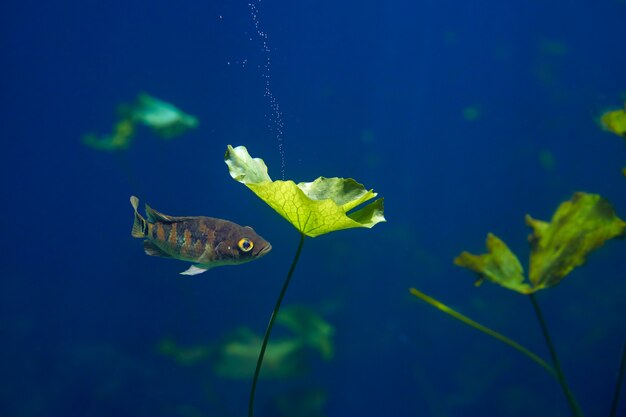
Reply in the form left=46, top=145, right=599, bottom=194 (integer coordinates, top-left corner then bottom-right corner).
left=224, top=145, right=385, bottom=417
left=82, top=117, right=135, bottom=151
left=598, top=102, right=626, bottom=176
left=411, top=192, right=626, bottom=417
left=277, top=305, right=335, bottom=360
left=128, top=93, right=198, bottom=139
left=83, top=93, right=198, bottom=151
left=158, top=305, right=335, bottom=380
left=600, top=103, right=626, bottom=139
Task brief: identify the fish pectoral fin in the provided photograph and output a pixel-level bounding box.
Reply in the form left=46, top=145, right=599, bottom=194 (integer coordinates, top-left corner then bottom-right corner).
left=180, top=264, right=210, bottom=276
left=143, top=241, right=172, bottom=258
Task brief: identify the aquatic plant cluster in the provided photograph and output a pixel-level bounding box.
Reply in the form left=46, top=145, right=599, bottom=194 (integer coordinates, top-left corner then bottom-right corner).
left=408, top=102, right=626, bottom=416
left=78, top=33, right=625, bottom=417
left=224, top=145, right=385, bottom=416
left=412, top=191, right=625, bottom=417
left=223, top=143, right=624, bottom=416
left=5, top=0, right=626, bottom=415
left=78, top=84, right=626, bottom=416
left=89, top=94, right=626, bottom=416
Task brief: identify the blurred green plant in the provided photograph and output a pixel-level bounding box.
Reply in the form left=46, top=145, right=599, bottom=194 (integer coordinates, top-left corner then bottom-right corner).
left=600, top=102, right=626, bottom=139
left=598, top=101, right=626, bottom=176
left=82, top=117, right=135, bottom=152
left=83, top=93, right=198, bottom=151
left=159, top=305, right=335, bottom=380
left=225, top=145, right=385, bottom=417
left=129, top=93, right=198, bottom=139
left=411, top=192, right=626, bottom=417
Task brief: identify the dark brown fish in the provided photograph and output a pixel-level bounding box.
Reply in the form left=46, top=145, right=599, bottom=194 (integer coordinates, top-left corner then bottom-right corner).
left=130, top=196, right=271, bottom=275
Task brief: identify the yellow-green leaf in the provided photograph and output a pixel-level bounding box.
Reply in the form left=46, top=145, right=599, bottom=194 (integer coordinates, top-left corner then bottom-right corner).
left=454, top=233, right=531, bottom=294
left=224, top=144, right=272, bottom=184
left=526, top=192, right=626, bottom=290
left=225, top=145, right=385, bottom=237
left=599, top=105, right=626, bottom=139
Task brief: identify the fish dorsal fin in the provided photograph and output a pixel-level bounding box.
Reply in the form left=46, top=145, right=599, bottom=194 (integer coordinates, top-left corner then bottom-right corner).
left=143, top=241, right=172, bottom=258
left=180, top=264, right=210, bottom=276
left=145, top=203, right=177, bottom=223
left=145, top=203, right=197, bottom=223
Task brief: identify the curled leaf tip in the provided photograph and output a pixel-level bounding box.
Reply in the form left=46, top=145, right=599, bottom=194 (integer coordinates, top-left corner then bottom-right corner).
left=225, top=145, right=272, bottom=184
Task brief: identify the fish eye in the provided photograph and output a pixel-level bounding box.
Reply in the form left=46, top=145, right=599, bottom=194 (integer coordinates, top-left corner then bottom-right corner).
left=238, top=238, right=253, bottom=252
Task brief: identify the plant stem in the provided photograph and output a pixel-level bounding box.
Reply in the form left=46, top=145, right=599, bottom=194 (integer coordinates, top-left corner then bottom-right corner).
left=609, top=340, right=626, bottom=417
left=248, top=232, right=306, bottom=417
left=409, top=288, right=555, bottom=376
left=529, top=293, right=584, bottom=417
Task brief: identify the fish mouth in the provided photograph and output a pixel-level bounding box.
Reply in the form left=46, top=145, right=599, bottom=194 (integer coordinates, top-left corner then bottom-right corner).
left=258, top=243, right=272, bottom=256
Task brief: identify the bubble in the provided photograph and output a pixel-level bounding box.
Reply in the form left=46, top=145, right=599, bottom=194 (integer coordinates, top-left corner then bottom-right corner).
left=248, top=0, right=286, bottom=179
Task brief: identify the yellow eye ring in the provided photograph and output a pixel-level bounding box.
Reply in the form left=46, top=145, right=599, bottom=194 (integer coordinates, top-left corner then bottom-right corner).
left=238, top=238, right=254, bottom=252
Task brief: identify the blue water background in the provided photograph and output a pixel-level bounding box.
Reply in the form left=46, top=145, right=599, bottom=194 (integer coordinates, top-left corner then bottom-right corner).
left=2, top=0, right=625, bottom=416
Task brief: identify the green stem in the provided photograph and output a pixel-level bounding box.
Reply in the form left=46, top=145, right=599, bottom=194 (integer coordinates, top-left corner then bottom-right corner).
left=529, top=293, right=584, bottom=417
left=609, top=340, right=626, bottom=417
left=409, top=288, right=555, bottom=376
left=248, top=232, right=306, bottom=417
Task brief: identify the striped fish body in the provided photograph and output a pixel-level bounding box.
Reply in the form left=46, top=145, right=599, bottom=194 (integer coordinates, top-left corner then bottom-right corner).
left=130, top=196, right=271, bottom=275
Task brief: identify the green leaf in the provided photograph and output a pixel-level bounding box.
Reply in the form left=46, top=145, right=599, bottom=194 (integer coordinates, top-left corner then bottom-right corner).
left=454, top=192, right=626, bottom=294
left=600, top=104, right=626, bottom=139
left=225, top=145, right=385, bottom=237
left=454, top=233, right=532, bottom=294
left=526, top=192, right=626, bottom=290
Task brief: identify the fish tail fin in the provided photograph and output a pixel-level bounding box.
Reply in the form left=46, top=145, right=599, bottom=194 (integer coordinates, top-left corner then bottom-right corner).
left=130, top=195, right=148, bottom=238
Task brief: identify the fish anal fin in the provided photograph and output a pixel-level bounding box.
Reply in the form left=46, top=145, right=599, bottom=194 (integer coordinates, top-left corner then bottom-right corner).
left=180, top=264, right=210, bottom=276
left=143, top=241, right=172, bottom=258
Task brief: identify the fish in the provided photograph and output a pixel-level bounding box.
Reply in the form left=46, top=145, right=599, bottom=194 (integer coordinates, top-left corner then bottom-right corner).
left=130, top=196, right=271, bottom=275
